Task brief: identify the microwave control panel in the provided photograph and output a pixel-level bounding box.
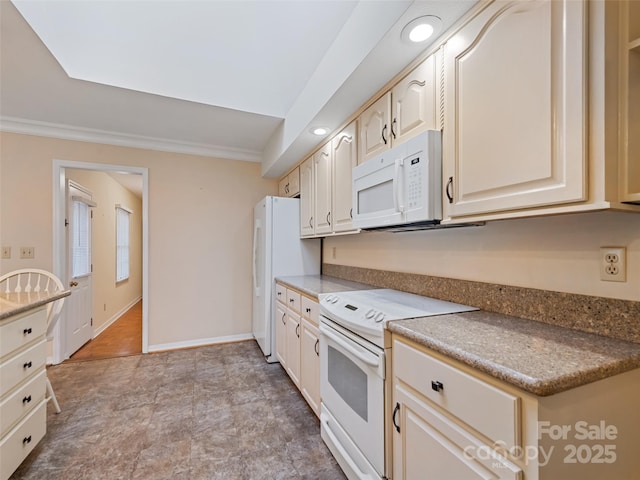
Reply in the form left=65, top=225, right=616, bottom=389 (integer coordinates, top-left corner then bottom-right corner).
left=406, top=156, right=423, bottom=209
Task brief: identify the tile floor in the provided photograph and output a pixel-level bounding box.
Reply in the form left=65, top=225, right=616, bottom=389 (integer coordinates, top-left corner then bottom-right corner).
left=11, top=341, right=346, bottom=480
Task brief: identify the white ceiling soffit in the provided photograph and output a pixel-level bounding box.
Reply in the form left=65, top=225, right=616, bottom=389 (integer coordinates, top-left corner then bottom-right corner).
left=2, top=1, right=478, bottom=174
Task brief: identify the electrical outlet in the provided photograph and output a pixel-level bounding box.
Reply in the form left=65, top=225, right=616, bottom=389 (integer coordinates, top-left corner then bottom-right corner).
left=600, top=247, right=626, bottom=282
left=20, top=247, right=35, bottom=259
left=1, top=247, right=10, bottom=259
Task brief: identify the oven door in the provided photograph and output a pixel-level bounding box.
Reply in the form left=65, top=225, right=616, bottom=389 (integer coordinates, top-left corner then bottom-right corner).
left=319, top=318, right=385, bottom=477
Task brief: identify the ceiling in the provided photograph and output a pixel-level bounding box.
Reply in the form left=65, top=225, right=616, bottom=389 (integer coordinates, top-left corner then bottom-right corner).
left=0, top=0, right=476, bottom=179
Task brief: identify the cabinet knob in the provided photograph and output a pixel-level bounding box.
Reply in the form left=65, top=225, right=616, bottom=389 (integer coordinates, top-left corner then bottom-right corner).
left=431, top=380, right=444, bottom=393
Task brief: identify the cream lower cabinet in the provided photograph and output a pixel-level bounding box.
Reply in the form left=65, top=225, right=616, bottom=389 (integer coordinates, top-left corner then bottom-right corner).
left=391, top=335, right=640, bottom=480
left=1, top=307, right=48, bottom=480
left=275, top=283, right=321, bottom=417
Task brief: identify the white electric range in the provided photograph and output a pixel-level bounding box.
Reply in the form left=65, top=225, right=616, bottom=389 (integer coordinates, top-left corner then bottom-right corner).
left=318, top=289, right=477, bottom=480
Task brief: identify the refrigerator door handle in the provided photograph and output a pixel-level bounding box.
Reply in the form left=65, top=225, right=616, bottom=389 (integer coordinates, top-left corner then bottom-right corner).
left=253, top=218, right=261, bottom=296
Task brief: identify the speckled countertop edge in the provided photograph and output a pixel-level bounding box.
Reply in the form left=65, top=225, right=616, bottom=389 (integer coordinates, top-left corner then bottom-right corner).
left=388, top=311, right=640, bottom=397
left=0, top=290, right=71, bottom=321
left=276, top=275, right=376, bottom=299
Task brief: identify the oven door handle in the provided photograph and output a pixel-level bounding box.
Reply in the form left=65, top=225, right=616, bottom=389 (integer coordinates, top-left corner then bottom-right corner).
left=320, top=324, right=379, bottom=368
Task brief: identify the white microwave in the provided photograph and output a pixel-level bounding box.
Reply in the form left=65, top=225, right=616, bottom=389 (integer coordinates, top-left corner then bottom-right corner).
left=352, top=130, right=442, bottom=230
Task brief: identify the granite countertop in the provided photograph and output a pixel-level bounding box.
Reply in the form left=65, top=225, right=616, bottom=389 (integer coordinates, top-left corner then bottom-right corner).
left=0, top=290, right=71, bottom=321
left=276, top=275, right=376, bottom=299
left=388, top=311, right=640, bottom=397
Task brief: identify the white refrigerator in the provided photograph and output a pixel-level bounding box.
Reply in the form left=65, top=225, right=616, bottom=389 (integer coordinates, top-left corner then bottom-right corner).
left=252, top=196, right=320, bottom=362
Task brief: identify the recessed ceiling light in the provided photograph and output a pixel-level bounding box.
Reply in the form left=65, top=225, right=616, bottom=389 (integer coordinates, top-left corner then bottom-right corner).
left=401, top=16, right=442, bottom=44
left=311, top=127, right=329, bottom=136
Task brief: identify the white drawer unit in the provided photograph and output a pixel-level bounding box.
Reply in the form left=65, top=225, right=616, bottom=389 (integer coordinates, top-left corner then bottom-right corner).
left=393, top=338, right=520, bottom=449
left=0, top=370, right=46, bottom=438
left=0, top=309, right=47, bottom=359
left=0, top=304, right=49, bottom=480
left=275, top=283, right=287, bottom=304
left=301, top=296, right=319, bottom=325
left=286, top=289, right=301, bottom=313
left=0, top=401, right=47, bottom=480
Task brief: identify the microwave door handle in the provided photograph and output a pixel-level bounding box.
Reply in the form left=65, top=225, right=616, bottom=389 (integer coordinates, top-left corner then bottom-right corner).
left=394, top=159, right=404, bottom=213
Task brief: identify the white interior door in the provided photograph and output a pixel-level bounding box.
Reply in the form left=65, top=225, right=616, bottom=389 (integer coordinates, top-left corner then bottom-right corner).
left=66, top=181, right=95, bottom=357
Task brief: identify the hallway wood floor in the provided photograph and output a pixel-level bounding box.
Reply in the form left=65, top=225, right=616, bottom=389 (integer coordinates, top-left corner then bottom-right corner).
left=69, top=300, right=142, bottom=362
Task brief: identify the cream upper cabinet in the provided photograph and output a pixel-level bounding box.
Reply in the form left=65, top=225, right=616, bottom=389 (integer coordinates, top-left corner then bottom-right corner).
left=331, top=121, right=358, bottom=233
left=359, top=53, right=440, bottom=165
left=358, top=93, right=391, bottom=164
left=299, top=157, right=314, bottom=237
left=391, top=54, right=439, bottom=146
left=313, top=142, right=333, bottom=235
left=619, top=0, right=640, bottom=203
left=443, top=0, right=587, bottom=219
left=277, top=167, right=300, bottom=198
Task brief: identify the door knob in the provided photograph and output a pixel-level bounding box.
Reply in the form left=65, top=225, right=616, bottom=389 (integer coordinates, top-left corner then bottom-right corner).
left=70, top=281, right=78, bottom=287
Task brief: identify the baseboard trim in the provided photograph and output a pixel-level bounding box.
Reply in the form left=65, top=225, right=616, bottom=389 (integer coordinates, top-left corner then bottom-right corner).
left=148, top=333, right=254, bottom=353
left=93, top=296, right=142, bottom=338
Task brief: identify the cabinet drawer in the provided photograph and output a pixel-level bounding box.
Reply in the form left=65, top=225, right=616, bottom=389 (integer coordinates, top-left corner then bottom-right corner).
left=393, top=339, right=520, bottom=448
left=301, top=296, right=318, bottom=325
left=286, top=289, right=301, bottom=313
left=275, top=283, right=287, bottom=305
left=0, top=308, right=47, bottom=360
left=0, top=341, right=46, bottom=398
left=0, top=370, right=46, bottom=437
left=0, top=400, right=46, bottom=480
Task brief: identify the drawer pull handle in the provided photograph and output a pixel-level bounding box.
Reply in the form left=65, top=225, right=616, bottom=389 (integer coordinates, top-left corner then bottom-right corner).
left=23, top=435, right=32, bottom=445
left=314, top=339, right=320, bottom=356
left=23, top=328, right=33, bottom=335
left=306, top=308, right=311, bottom=313
left=281, top=312, right=286, bottom=325
left=431, top=381, right=444, bottom=393
left=23, top=395, right=32, bottom=404
left=295, top=324, right=300, bottom=338
left=393, top=403, right=401, bottom=433
left=289, top=298, right=294, bottom=303
left=23, top=361, right=33, bottom=369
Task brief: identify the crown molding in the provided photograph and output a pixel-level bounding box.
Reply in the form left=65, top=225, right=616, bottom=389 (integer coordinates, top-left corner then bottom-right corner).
left=0, top=116, right=262, bottom=162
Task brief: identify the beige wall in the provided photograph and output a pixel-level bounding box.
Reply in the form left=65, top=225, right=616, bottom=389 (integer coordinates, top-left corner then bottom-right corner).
left=0, top=132, right=277, bottom=348
left=324, top=211, right=640, bottom=302
left=66, top=169, right=142, bottom=334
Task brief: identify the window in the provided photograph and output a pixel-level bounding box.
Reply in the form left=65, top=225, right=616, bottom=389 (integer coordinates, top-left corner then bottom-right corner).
left=72, top=200, right=90, bottom=278
left=116, top=205, right=132, bottom=282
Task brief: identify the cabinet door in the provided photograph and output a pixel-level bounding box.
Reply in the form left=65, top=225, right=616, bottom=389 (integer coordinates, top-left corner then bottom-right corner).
left=285, top=311, right=301, bottom=388
left=314, top=142, right=333, bottom=235
left=619, top=0, right=640, bottom=203
left=299, top=157, right=315, bottom=237
left=443, top=0, right=587, bottom=219
left=332, top=121, right=357, bottom=233
left=391, top=54, right=438, bottom=146
left=393, top=384, right=522, bottom=480
left=288, top=167, right=300, bottom=197
left=300, top=319, right=320, bottom=417
left=358, top=92, right=391, bottom=164
left=275, top=303, right=287, bottom=366
left=278, top=176, right=288, bottom=197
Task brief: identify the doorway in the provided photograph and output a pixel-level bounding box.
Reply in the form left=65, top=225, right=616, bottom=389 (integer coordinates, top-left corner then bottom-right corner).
left=52, top=160, right=149, bottom=364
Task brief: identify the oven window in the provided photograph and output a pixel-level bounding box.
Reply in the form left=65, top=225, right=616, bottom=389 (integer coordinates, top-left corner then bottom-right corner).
left=327, top=346, right=368, bottom=421
left=357, top=180, right=393, bottom=215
